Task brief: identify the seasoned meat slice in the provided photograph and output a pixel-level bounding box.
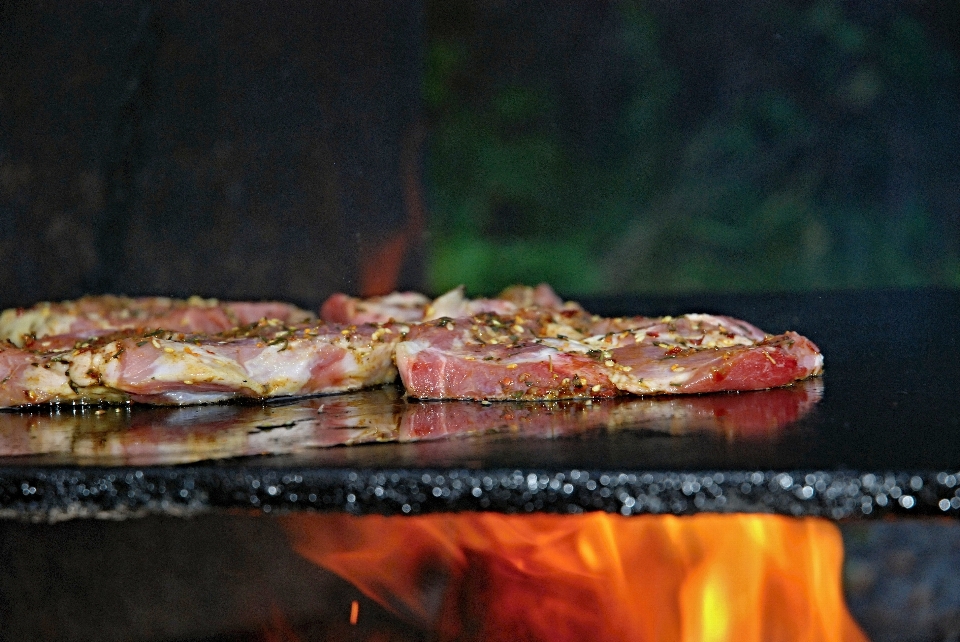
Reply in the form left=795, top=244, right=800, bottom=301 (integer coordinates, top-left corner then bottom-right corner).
left=423, top=283, right=576, bottom=321
left=0, top=320, right=401, bottom=408
left=0, top=295, right=315, bottom=347
left=568, top=314, right=820, bottom=394
left=395, top=315, right=619, bottom=401
left=320, top=292, right=431, bottom=325
left=580, top=313, right=767, bottom=344
left=0, top=344, right=88, bottom=407
left=601, top=332, right=823, bottom=395
left=396, top=312, right=822, bottom=400
left=319, top=283, right=572, bottom=325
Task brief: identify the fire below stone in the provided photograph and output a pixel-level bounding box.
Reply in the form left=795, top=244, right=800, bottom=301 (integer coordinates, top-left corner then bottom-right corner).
left=280, top=512, right=867, bottom=642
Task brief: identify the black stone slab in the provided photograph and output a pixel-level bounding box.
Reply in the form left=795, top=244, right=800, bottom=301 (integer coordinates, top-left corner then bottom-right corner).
left=0, top=288, right=957, bottom=521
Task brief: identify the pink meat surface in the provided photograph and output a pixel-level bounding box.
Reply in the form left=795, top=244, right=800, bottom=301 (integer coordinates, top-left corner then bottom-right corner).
left=0, top=295, right=315, bottom=347
left=1, top=286, right=824, bottom=407
left=321, top=284, right=572, bottom=326
left=423, top=284, right=573, bottom=321
left=583, top=313, right=767, bottom=343
left=0, top=344, right=86, bottom=407
left=320, top=292, right=431, bottom=324
left=396, top=311, right=822, bottom=400
left=498, top=283, right=567, bottom=309
left=604, top=331, right=823, bottom=395
left=395, top=315, right=619, bottom=401
left=0, top=320, right=401, bottom=408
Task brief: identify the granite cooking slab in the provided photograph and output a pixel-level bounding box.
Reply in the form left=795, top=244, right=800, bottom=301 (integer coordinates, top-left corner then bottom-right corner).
left=0, top=289, right=957, bottom=521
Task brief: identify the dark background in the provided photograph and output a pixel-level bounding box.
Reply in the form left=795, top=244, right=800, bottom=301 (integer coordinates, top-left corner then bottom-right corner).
left=426, top=0, right=960, bottom=296
left=1, top=1, right=959, bottom=308
left=0, top=1, right=425, bottom=308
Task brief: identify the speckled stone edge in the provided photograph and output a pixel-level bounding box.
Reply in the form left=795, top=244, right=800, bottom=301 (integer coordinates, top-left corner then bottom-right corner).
left=3, top=466, right=960, bottom=522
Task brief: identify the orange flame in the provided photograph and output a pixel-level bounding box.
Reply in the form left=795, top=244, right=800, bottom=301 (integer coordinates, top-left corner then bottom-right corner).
left=280, top=512, right=867, bottom=642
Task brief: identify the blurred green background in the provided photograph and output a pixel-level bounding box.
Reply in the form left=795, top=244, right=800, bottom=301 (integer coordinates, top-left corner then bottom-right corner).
left=424, top=1, right=960, bottom=296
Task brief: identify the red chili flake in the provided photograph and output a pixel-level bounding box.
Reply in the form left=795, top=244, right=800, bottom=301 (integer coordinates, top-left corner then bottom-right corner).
left=665, top=346, right=683, bottom=357
left=646, top=331, right=659, bottom=338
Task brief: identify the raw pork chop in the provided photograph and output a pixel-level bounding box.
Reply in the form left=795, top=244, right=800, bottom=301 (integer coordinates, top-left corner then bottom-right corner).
left=395, top=312, right=822, bottom=400
left=395, top=314, right=619, bottom=401
left=422, top=283, right=576, bottom=321
left=0, top=295, right=315, bottom=347
left=320, top=292, right=431, bottom=325
left=319, top=283, right=571, bottom=325
left=0, top=320, right=400, bottom=408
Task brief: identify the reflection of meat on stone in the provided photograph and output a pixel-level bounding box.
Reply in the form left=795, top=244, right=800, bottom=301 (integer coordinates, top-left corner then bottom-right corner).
left=0, top=379, right=821, bottom=465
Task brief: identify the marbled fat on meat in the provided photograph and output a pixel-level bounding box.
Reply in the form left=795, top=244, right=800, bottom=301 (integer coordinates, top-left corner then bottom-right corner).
left=396, top=312, right=822, bottom=400
left=319, top=283, right=570, bottom=325
left=571, top=313, right=821, bottom=394
left=320, top=292, right=431, bottom=325
left=0, top=320, right=400, bottom=408
left=0, top=295, right=315, bottom=347
left=603, top=332, right=822, bottom=395
left=395, top=315, right=619, bottom=400
left=0, top=286, right=824, bottom=407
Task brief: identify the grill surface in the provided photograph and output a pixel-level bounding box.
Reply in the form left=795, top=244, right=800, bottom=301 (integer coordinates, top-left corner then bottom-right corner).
left=0, top=289, right=957, bottom=521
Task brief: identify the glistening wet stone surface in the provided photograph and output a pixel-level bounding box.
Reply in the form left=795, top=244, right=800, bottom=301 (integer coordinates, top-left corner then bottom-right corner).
left=0, top=289, right=957, bottom=521
left=3, top=466, right=960, bottom=522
